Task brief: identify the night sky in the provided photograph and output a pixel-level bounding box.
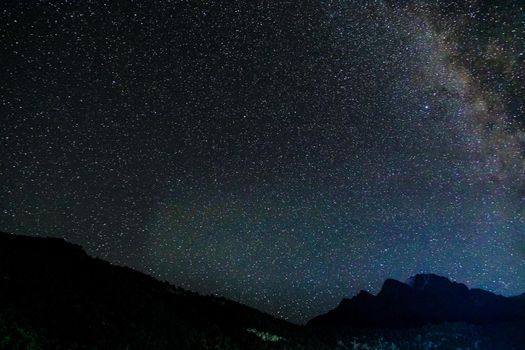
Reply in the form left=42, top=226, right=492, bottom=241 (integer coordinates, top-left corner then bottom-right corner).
left=1, top=1, right=524, bottom=323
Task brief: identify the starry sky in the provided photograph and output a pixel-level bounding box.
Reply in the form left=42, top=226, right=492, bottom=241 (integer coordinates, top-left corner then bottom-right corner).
left=1, top=0, right=524, bottom=323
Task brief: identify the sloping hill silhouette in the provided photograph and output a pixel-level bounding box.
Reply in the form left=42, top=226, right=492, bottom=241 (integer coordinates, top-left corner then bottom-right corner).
left=0, top=232, right=326, bottom=350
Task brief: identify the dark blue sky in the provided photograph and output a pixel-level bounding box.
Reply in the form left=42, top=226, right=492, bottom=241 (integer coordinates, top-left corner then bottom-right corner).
left=1, top=1, right=524, bottom=323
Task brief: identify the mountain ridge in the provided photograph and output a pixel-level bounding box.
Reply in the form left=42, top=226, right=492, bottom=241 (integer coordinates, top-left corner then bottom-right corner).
left=1, top=231, right=524, bottom=349
left=0, top=231, right=327, bottom=350
left=308, top=273, right=525, bottom=329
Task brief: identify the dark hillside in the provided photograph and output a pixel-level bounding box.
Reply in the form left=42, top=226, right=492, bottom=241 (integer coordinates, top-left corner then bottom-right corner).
left=0, top=232, right=326, bottom=350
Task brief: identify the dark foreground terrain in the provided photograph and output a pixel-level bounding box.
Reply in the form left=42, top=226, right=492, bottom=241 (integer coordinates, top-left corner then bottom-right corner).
left=0, top=232, right=327, bottom=350
left=0, top=232, right=524, bottom=349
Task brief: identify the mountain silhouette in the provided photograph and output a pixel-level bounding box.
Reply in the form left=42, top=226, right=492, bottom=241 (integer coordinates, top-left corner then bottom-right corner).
left=308, top=273, right=525, bottom=329
left=1, top=231, right=524, bottom=349
left=0, top=231, right=327, bottom=350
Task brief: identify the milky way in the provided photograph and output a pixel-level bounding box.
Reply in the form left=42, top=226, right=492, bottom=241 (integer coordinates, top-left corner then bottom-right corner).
left=1, top=1, right=524, bottom=323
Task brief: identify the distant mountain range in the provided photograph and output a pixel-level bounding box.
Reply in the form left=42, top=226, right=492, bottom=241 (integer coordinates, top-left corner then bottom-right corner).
left=308, top=273, right=525, bottom=329
left=0, top=231, right=524, bottom=349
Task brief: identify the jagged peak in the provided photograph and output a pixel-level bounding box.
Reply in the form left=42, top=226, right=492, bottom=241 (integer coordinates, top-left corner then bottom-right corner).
left=356, top=290, right=374, bottom=298
left=353, top=290, right=375, bottom=302
left=406, top=273, right=450, bottom=288
left=309, top=274, right=525, bottom=329
left=378, top=278, right=410, bottom=294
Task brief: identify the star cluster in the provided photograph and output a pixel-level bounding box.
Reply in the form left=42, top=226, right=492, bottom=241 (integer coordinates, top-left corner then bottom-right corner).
left=1, top=1, right=524, bottom=323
